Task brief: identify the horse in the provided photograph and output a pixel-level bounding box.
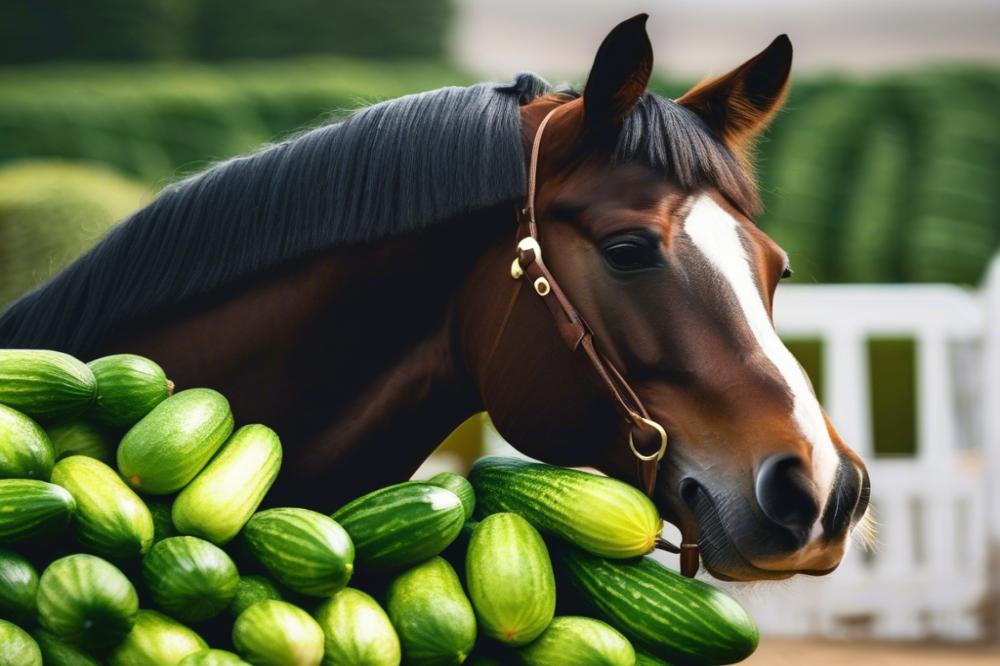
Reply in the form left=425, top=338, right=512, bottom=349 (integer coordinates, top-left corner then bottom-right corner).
left=0, top=15, right=871, bottom=581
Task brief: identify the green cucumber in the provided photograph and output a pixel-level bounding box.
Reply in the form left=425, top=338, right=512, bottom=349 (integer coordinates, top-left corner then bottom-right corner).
left=36, top=554, right=138, bottom=651
left=45, top=420, right=115, bottom=464
left=232, top=600, right=324, bottom=666
left=0, top=404, right=54, bottom=480
left=242, top=508, right=353, bottom=596
left=0, top=479, right=75, bottom=543
left=117, top=388, right=233, bottom=495
left=88, top=354, right=172, bottom=430
left=50, top=456, right=153, bottom=559
left=386, top=556, right=476, bottom=666
left=518, top=616, right=635, bottom=666
left=0, top=619, right=41, bottom=666
left=107, top=610, right=207, bottom=666
left=314, top=588, right=400, bottom=666
left=466, top=513, right=555, bottom=646
left=0, top=350, right=96, bottom=423
left=555, top=545, right=758, bottom=664
left=0, top=548, right=38, bottom=625
left=635, top=647, right=673, bottom=665
left=141, top=536, right=239, bottom=622
left=469, top=457, right=662, bottom=559
left=146, top=498, right=177, bottom=544
left=427, top=472, right=475, bottom=519
left=332, top=482, right=464, bottom=570
left=172, top=424, right=282, bottom=545
left=31, top=628, right=101, bottom=666
left=228, top=574, right=283, bottom=618
left=180, top=649, right=250, bottom=666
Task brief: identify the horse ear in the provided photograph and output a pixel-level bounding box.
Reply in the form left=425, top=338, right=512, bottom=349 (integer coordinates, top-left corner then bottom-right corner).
left=582, top=14, right=653, bottom=132
left=677, top=35, right=793, bottom=153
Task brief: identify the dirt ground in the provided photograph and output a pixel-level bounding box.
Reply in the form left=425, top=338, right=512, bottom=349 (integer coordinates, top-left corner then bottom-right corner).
left=748, top=638, right=1000, bottom=665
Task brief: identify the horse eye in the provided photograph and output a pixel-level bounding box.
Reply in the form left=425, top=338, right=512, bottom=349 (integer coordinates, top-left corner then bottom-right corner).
left=603, top=238, right=657, bottom=272
left=781, top=266, right=794, bottom=280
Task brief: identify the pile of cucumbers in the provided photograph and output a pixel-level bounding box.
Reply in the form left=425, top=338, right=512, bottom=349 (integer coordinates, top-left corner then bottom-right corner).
left=0, top=349, right=759, bottom=666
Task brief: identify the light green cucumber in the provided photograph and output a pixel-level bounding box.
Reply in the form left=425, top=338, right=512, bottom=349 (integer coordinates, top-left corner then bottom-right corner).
left=0, top=350, right=96, bottom=423
left=0, top=404, right=54, bottom=480
left=232, top=600, right=324, bottom=666
left=141, top=536, right=239, bottom=622
left=518, top=616, right=635, bottom=666
left=0, top=479, right=75, bottom=544
left=107, top=610, right=207, bottom=666
left=0, top=548, right=38, bottom=626
left=314, top=588, right=400, bottom=666
left=427, top=472, right=475, bottom=519
left=228, top=575, right=283, bottom=618
left=0, top=619, right=41, bottom=666
left=88, top=354, right=172, bottom=429
left=46, top=420, right=116, bottom=464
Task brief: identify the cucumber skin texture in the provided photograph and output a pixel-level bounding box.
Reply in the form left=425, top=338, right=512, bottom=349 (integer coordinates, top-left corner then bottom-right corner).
left=314, top=588, right=401, bottom=666
left=0, top=619, right=42, bottom=666
left=466, top=513, right=555, bottom=646
left=427, top=472, right=475, bottom=519
left=518, top=616, right=635, bottom=666
left=232, top=600, right=324, bottom=666
left=36, top=554, right=139, bottom=651
left=469, top=457, right=662, bottom=559
left=117, top=388, right=234, bottom=495
left=0, top=404, right=54, bottom=480
left=0, top=548, right=38, bottom=626
left=0, top=350, right=96, bottom=423
left=31, top=628, right=102, bottom=666
left=88, top=354, right=171, bottom=429
left=107, top=609, right=207, bottom=666
left=173, top=424, right=282, bottom=545
left=45, top=420, right=115, bottom=464
left=243, top=508, right=354, bottom=596
left=50, top=456, right=154, bottom=560
left=142, top=536, right=239, bottom=622
left=228, top=574, right=283, bottom=618
left=386, top=557, right=476, bottom=666
left=0, top=479, right=76, bottom=544
left=555, top=545, right=758, bottom=664
left=180, top=649, right=250, bottom=666
left=332, top=482, right=464, bottom=570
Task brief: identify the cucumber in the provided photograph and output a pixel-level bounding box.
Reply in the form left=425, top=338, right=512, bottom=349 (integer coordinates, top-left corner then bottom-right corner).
left=50, top=456, right=154, bottom=559
left=0, top=479, right=76, bottom=543
left=180, top=649, right=250, bottom=666
left=31, top=628, right=102, bottom=666
left=141, top=536, right=239, bottom=622
left=332, top=482, right=464, bottom=570
left=146, top=498, right=178, bottom=544
left=0, top=619, right=42, bottom=666
left=36, top=554, right=138, bottom=651
left=107, top=610, right=207, bottom=666
left=0, top=350, right=96, bottom=423
left=46, top=420, right=115, bottom=464
left=635, top=647, right=672, bottom=665
left=427, top=471, right=475, bottom=519
left=242, top=508, right=353, bottom=596
left=469, top=457, right=662, bottom=559
left=466, top=513, right=555, bottom=646
left=172, top=424, right=282, bottom=545
left=232, top=600, right=324, bottom=666
left=88, top=354, right=172, bottom=430
left=386, top=556, right=476, bottom=666
left=554, top=545, right=758, bottom=664
left=0, top=548, right=38, bottom=626
left=314, top=588, right=400, bottom=666
left=228, top=574, right=283, bottom=618
left=518, top=616, right=635, bottom=666
left=117, top=388, right=233, bottom=495
left=0, top=404, right=54, bottom=480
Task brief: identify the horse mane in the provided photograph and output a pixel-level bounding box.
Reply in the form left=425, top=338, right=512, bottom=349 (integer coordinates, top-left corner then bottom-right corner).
left=0, top=74, right=757, bottom=357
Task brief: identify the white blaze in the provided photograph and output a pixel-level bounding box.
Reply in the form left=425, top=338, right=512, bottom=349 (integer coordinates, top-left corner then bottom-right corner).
left=682, top=194, right=840, bottom=531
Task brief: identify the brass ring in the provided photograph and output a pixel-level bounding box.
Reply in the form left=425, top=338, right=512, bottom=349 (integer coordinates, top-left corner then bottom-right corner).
left=517, top=236, right=542, bottom=260
left=628, top=416, right=667, bottom=462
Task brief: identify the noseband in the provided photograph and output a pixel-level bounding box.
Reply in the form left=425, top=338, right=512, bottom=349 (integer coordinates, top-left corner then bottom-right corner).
left=498, top=105, right=700, bottom=576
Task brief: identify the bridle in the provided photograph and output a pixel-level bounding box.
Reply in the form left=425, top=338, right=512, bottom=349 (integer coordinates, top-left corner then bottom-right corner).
left=495, top=105, right=700, bottom=576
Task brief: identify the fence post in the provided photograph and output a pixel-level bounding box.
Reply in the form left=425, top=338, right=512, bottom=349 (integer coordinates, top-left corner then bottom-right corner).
left=983, top=254, right=1000, bottom=641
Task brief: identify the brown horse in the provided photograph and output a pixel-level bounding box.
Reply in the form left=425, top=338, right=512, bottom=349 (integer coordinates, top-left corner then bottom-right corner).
left=0, top=15, right=869, bottom=581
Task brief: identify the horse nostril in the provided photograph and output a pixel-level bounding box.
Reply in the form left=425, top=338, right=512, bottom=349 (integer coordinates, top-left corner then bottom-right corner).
left=755, top=454, right=820, bottom=537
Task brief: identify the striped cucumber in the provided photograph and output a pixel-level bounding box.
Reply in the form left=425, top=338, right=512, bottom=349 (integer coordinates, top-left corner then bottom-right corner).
left=0, top=619, right=41, bottom=666
left=50, top=455, right=153, bottom=559
left=0, top=548, right=38, bottom=626
left=45, top=420, right=115, bottom=464
left=427, top=471, right=475, bottom=519
left=172, top=424, right=282, bottom=545
left=518, top=616, right=635, bottom=666
left=469, top=457, right=662, bottom=559
left=314, top=588, right=401, bottom=666
left=31, top=628, right=102, bottom=666
left=180, top=649, right=250, bottom=666
left=232, top=600, right=324, bottom=666
left=88, top=354, right=172, bottom=429
left=117, top=388, right=233, bottom=495
left=142, top=536, right=239, bottom=622
left=332, top=482, right=464, bottom=570
left=107, top=610, right=207, bottom=666
left=228, top=574, right=283, bottom=618
left=242, top=508, right=353, bottom=596
left=0, top=350, right=96, bottom=423
left=466, top=513, right=555, bottom=646
left=36, top=554, right=138, bottom=651
left=0, top=479, right=75, bottom=544
left=0, top=404, right=54, bottom=480
left=386, top=557, right=476, bottom=666
left=555, top=545, right=758, bottom=664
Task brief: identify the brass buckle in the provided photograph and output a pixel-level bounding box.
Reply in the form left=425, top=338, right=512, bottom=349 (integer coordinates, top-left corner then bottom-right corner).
left=628, top=416, right=668, bottom=462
